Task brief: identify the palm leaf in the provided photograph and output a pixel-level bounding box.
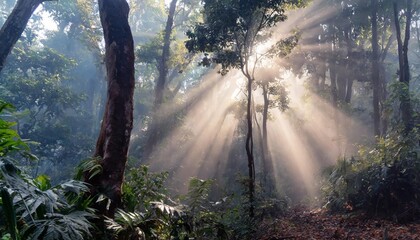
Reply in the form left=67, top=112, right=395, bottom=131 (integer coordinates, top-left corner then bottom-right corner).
left=25, top=211, right=93, bottom=240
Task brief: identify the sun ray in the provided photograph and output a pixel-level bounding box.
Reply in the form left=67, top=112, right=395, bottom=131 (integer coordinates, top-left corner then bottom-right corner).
left=131, top=0, right=373, bottom=200
left=145, top=71, right=242, bottom=192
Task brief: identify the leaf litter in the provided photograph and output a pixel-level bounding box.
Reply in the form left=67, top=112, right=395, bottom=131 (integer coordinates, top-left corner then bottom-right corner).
left=256, top=206, right=420, bottom=240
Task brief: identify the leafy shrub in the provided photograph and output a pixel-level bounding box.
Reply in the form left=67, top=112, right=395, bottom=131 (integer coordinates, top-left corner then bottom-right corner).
left=0, top=102, right=95, bottom=239
left=0, top=159, right=95, bottom=240
left=220, top=175, right=290, bottom=239
left=112, top=171, right=232, bottom=239
left=180, top=178, right=230, bottom=239
left=0, top=101, right=35, bottom=161
left=122, top=165, right=169, bottom=212
left=323, top=130, right=420, bottom=222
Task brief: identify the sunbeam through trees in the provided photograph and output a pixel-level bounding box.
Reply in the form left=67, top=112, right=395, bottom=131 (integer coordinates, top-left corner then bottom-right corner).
left=1, top=0, right=420, bottom=239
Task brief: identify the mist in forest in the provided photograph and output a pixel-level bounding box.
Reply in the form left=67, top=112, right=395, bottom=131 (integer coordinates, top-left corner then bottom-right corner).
left=127, top=0, right=371, bottom=201
left=1, top=0, right=419, bottom=203
left=140, top=68, right=369, bottom=200
left=3, top=0, right=420, bottom=238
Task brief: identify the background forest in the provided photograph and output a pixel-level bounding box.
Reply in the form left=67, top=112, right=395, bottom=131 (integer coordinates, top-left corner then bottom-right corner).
left=0, top=0, right=420, bottom=239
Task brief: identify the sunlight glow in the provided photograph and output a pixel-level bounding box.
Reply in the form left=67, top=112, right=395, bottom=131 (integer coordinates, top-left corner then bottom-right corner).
left=140, top=66, right=369, bottom=200
left=147, top=70, right=241, bottom=192
left=136, top=0, right=369, bottom=200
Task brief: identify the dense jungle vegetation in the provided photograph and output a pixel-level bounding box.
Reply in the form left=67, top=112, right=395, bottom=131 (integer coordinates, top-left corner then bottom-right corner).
left=0, top=0, right=420, bottom=239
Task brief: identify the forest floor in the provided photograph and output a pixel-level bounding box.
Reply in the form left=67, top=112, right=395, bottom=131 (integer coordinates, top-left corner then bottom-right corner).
left=257, top=206, right=420, bottom=240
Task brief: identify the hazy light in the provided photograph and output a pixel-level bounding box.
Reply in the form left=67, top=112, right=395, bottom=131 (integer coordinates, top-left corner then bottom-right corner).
left=145, top=70, right=241, bottom=192
left=133, top=0, right=369, bottom=201
left=37, top=7, right=58, bottom=32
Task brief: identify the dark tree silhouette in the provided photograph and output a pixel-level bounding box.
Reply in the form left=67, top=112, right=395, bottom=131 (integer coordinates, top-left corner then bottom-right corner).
left=0, top=0, right=51, bottom=73
left=85, top=0, right=135, bottom=217
left=145, top=0, right=178, bottom=159
left=393, top=0, right=413, bottom=132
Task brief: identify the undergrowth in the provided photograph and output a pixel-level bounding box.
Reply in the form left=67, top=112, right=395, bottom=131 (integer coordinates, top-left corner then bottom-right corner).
left=323, top=128, right=420, bottom=222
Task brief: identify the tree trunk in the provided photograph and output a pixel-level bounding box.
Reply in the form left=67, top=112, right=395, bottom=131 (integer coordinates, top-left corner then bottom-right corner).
left=0, top=0, right=48, bottom=73
left=144, top=0, right=178, bottom=159
left=344, top=29, right=353, bottom=104
left=245, top=76, right=255, bottom=218
left=320, top=60, right=327, bottom=89
left=155, top=0, right=177, bottom=107
left=345, top=74, right=353, bottom=104
left=85, top=0, right=135, bottom=217
left=329, top=60, right=338, bottom=106
left=261, top=83, right=273, bottom=194
left=372, top=0, right=381, bottom=137
left=378, top=31, right=394, bottom=136
left=379, top=64, right=388, bottom=135
left=337, top=70, right=347, bottom=102
left=393, top=0, right=413, bottom=132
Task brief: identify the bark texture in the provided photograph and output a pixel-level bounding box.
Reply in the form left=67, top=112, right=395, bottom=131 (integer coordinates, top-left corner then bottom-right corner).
left=0, top=0, right=46, bottom=73
left=86, top=0, right=135, bottom=217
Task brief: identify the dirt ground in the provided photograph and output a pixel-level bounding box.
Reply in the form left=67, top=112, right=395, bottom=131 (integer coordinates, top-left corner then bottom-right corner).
left=256, top=206, right=420, bottom=240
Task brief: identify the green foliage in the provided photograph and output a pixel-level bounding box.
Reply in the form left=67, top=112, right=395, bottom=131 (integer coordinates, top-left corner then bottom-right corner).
left=0, top=43, right=95, bottom=181
left=136, top=38, right=162, bottom=65
left=271, top=83, right=290, bottom=112
left=1, top=47, right=81, bottom=116
left=116, top=165, right=175, bottom=238
left=74, top=157, right=102, bottom=181
left=0, top=101, right=31, bottom=158
left=0, top=159, right=95, bottom=240
left=0, top=102, right=95, bottom=239
left=256, top=76, right=290, bottom=114
left=22, top=211, right=93, bottom=240
left=181, top=178, right=230, bottom=239
left=128, top=0, right=166, bottom=35
left=106, top=203, right=186, bottom=239
left=267, top=33, right=300, bottom=58
left=185, top=0, right=307, bottom=73
left=1, top=233, right=11, bottom=240
left=43, top=0, right=101, bottom=51
left=105, top=209, right=147, bottom=239
left=185, top=178, right=213, bottom=212
left=149, top=177, right=231, bottom=240
left=116, top=173, right=232, bottom=239
left=387, top=80, right=420, bottom=128
left=123, top=165, right=169, bottom=212
left=0, top=102, right=37, bottom=161
left=323, top=129, right=420, bottom=221
left=219, top=175, right=290, bottom=238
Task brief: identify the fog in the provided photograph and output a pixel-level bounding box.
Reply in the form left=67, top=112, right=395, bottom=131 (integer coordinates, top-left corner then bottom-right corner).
left=1, top=0, right=419, bottom=204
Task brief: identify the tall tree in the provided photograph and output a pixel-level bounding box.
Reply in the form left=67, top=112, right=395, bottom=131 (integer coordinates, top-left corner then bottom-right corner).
left=144, top=0, right=178, bottom=159
left=256, top=72, right=289, bottom=194
left=370, top=0, right=393, bottom=137
left=372, top=0, right=381, bottom=136
left=0, top=0, right=51, bottom=73
left=326, top=0, right=370, bottom=105
left=376, top=0, right=395, bottom=136
left=85, top=0, right=135, bottom=217
left=155, top=0, right=178, bottom=107
left=186, top=0, right=306, bottom=218
left=393, top=0, right=413, bottom=132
